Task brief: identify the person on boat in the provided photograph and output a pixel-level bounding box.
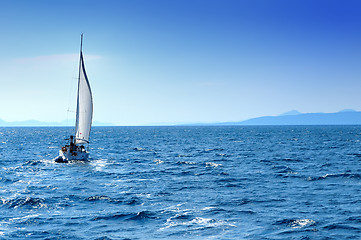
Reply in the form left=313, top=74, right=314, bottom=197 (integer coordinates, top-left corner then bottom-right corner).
left=70, top=135, right=75, bottom=152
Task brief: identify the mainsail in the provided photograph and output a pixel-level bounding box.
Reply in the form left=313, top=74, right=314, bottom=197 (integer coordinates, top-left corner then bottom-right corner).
left=75, top=35, right=93, bottom=145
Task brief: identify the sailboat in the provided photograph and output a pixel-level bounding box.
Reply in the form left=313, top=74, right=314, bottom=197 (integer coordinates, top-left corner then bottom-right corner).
left=55, top=34, right=93, bottom=163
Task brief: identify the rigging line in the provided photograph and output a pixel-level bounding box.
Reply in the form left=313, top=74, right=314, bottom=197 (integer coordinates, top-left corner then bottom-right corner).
left=66, top=70, right=78, bottom=126
left=66, top=36, right=83, bottom=127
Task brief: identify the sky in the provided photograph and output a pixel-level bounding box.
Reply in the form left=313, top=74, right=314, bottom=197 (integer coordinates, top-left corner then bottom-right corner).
left=1, top=0, right=361, bottom=126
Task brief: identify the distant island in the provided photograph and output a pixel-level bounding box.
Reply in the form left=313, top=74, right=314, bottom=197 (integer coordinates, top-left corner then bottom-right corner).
left=0, top=119, right=113, bottom=127
left=214, top=109, right=361, bottom=126
left=1, top=109, right=361, bottom=126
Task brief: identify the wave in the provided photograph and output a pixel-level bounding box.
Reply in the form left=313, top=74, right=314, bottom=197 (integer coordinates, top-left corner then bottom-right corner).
left=323, top=223, right=360, bottom=231
left=226, top=197, right=286, bottom=207
left=201, top=206, right=227, bottom=214
left=202, top=148, right=224, bottom=153
left=0, top=177, right=13, bottom=183
left=92, top=211, right=157, bottom=221
left=92, top=213, right=130, bottom=221
left=177, top=154, right=193, bottom=158
left=6, top=214, right=41, bottom=226
left=275, top=218, right=316, bottom=229
left=161, top=216, right=236, bottom=230
left=347, top=216, right=361, bottom=224
left=177, top=161, right=196, bottom=165
left=128, top=211, right=158, bottom=220
left=280, top=158, right=301, bottom=162
left=133, top=147, right=146, bottom=151
left=4, top=196, right=47, bottom=209
left=86, top=195, right=113, bottom=202
left=231, top=198, right=251, bottom=206
left=93, top=237, right=113, bottom=240
left=23, top=160, right=42, bottom=166
left=272, top=165, right=297, bottom=175
left=216, top=177, right=241, bottom=183
left=153, top=159, right=163, bottom=164
left=85, top=195, right=141, bottom=205
left=347, top=153, right=361, bottom=158
left=205, top=162, right=222, bottom=168
left=307, top=172, right=361, bottom=181
left=216, top=153, right=232, bottom=158
left=238, top=210, right=256, bottom=215
left=289, top=219, right=316, bottom=229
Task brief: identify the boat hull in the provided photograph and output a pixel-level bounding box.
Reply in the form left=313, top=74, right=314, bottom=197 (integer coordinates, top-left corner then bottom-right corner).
left=55, top=149, right=89, bottom=163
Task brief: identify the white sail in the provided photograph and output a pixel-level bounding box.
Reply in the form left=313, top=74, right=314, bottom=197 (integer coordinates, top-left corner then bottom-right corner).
left=75, top=45, right=93, bottom=145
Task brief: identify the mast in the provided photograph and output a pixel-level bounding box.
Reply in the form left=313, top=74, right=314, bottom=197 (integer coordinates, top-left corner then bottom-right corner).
left=80, top=33, right=83, bottom=52
left=74, top=34, right=83, bottom=138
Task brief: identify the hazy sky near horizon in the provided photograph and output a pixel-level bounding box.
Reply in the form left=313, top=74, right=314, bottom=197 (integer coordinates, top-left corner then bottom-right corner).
left=1, top=0, right=361, bottom=125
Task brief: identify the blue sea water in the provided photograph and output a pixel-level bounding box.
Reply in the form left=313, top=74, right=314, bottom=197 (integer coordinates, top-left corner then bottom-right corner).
left=0, top=126, right=360, bottom=239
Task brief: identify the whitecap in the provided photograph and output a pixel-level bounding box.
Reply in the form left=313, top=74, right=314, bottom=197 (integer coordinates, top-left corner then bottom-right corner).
left=205, top=162, right=222, bottom=168
left=177, top=154, right=192, bottom=157
left=161, top=216, right=236, bottom=230
left=154, top=159, right=164, bottom=164
left=9, top=214, right=40, bottom=222
left=178, top=161, right=196, bottom=165
left=289, top=219, right=315, bottom=229
left=190, top=217, right=214, bottom=225
left=202, top=206, right=217, bottom=211
left=160, top=203, right=185, bottom=214
left=134, top=147, right=145, bottom=151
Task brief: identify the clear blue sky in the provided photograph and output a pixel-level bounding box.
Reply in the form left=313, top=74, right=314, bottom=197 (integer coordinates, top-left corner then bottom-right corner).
left=1, top=0, right=361, bottom=125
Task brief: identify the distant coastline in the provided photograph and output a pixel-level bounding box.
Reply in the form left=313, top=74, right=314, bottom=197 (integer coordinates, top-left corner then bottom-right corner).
left=1, top=109, right=361, bottom=126
left=0, top=119, right=112, bottom=127
left=184, top=109, right=361, bottom=126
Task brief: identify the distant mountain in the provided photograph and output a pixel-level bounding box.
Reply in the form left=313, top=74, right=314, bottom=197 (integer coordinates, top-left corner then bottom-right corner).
left=337, top=109, right=357, bottom=113
left=233, top=110, right=361, bottom=125
left=279, top=110, right=302, bottom=116
left=2, top=109, right=361, bottom=126
left=0, top=119, right=114, bottom=127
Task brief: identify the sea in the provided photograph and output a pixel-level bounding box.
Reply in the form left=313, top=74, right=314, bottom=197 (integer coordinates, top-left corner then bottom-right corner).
left=0, top=126, right=360, bottom=239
